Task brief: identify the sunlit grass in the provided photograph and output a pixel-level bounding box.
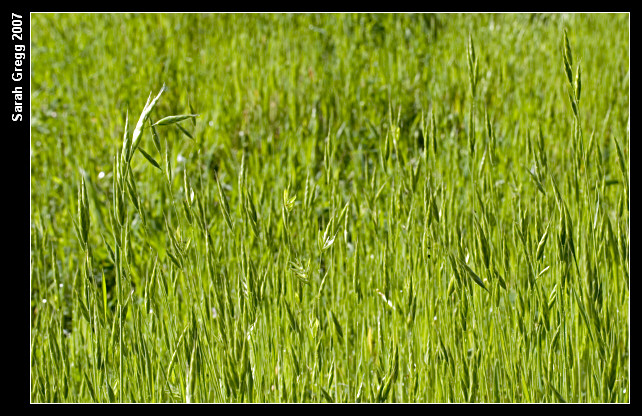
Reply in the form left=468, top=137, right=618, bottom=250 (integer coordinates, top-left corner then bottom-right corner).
left=30, top=13, right=629, bottom=403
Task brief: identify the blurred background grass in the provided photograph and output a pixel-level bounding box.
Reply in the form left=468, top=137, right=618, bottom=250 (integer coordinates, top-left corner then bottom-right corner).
left=31, top=13, right=629, bottom=240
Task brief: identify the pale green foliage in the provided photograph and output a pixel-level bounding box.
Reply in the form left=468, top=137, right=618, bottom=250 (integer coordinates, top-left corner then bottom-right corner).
left=31, top=13, right=628, bottom=403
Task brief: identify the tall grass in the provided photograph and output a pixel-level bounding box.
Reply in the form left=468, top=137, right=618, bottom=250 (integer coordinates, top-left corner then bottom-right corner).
left=30, top=13, right=629, bottom=403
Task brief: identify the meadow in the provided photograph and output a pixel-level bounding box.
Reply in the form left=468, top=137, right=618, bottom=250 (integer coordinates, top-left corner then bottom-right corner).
left=30, top=13, right=629, bottom=403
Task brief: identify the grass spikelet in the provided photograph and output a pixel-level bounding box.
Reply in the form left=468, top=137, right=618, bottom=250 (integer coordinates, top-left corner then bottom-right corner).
left=130, top=85, right=166, bottom=158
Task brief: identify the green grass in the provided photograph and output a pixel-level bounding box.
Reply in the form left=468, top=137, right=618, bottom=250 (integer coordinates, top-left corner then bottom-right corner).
left=30, top=13, right=629, bottom=403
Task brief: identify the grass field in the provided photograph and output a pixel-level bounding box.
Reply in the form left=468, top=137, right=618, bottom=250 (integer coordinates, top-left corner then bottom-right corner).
left=30, top=13, right=629, bottom=403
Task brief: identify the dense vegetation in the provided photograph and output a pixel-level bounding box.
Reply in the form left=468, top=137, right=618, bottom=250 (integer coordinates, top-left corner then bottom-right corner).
left=30, top=13, right=629, bottom=402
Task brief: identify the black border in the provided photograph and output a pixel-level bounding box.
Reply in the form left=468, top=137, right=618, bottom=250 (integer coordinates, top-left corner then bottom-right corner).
left=14, top=8, right=631, bottom=407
